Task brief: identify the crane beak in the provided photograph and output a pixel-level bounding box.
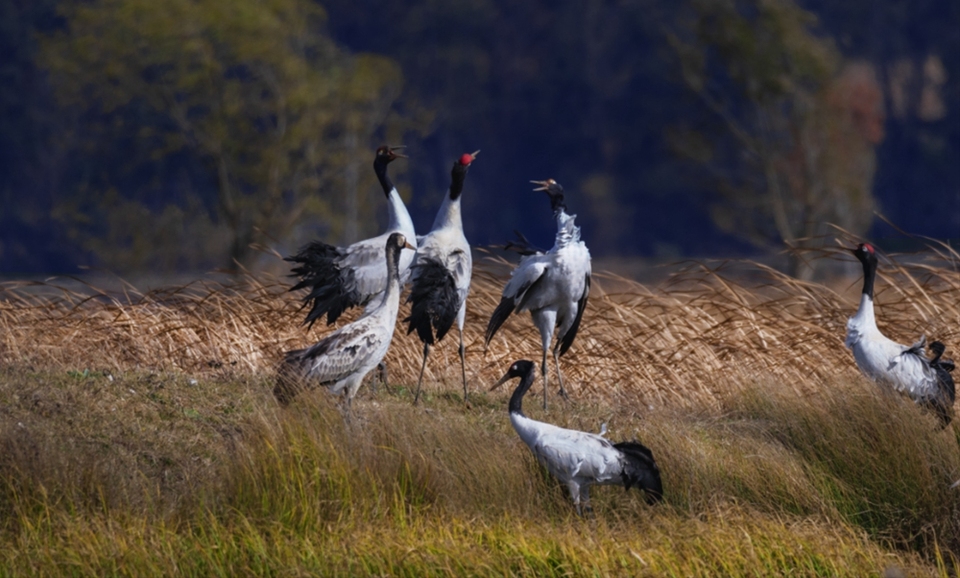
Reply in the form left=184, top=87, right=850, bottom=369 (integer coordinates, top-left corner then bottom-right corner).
left=388, top=146, right=408, bottom=159
left=530, top=179, right=551, bottom=191
left=403, top=241, right=415, bottom=251
left=489, top=372, right=513, bottom=391
left=469, top=150, right=480, bottom=161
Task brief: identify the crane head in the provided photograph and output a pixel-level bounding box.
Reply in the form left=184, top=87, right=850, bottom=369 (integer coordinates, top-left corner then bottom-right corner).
left=530, top=179, right=566, bottom=213
left=387, top=232, right=416, bottom=252
left=375, top=145, right=407, bottom=162
left=850, top=242, right=877, bottom=265
left=490, top=360, right=535, bottom=391
left=459, top=151, right=480, bottom=166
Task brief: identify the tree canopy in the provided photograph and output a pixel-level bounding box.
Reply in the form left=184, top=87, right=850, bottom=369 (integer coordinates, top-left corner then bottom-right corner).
left=0, top=0, right=955, bottom=275
left=39, top=0, right=413, bottom=270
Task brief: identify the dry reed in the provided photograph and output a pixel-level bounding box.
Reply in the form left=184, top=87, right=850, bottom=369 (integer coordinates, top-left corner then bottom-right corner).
left=2, top=245, right=957, bottom=411
left=2, top=244, right=959, bottom=574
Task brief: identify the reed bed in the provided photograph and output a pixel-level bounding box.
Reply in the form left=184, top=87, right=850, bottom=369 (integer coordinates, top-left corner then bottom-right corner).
left=2, top=246, right=958, bottom=409
left=1, top=246, right=959, bottom=575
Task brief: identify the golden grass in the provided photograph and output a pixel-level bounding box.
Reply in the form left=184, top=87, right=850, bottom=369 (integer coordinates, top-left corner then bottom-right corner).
left=3, top=245, right=958, bottom=409
left=1, top=245, right=959, bottom=575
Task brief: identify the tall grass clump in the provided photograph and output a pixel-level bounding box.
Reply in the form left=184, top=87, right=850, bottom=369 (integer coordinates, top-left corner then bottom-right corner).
left=1, top=243, right=959, bottom=574
left=1, top=369, right=957, bottom=575
left=220, top=393, right=570, bottom=531
left=730, top=382, right=960, bottom=554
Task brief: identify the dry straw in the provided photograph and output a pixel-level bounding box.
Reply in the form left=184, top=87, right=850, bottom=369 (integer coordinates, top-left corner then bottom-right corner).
left=1, top=240, right=958, bottom=411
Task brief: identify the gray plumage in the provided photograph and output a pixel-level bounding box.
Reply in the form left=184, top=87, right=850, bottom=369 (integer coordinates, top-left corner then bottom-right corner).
left=485, top=179, right=591, bottom=410
left=407, top=152, right=478, bottom=404
left=287, top=146, right=417, bottom=327
left=846, top=243, right=956, bottom=427
left=276, top=233, right=416, bottom=407
left=491, top=360, right=663, bottom=516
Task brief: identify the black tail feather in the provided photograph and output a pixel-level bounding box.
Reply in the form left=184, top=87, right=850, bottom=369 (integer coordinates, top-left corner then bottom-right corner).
left=501, top=230, right=544, bottom=256
left=614, top=440, right=663, bottom=505
left=405, top=258, right=459, bottom=345
left=274, top=340, right=337, bottom=405
left=556, top=274, right=590, bottom=357
left=929, top=341, right=955, bottom=372
left=925, top=341, right=956, bottom=427
left=485, top=295, right=516, bottom=348
left=286, top=241, right=361, bottom=326
left=274, top=348, right=310, bottom=405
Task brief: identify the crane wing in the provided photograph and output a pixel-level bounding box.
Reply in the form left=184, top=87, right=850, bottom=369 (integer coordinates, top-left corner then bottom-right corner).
left=557, top=273, right=590, bottom=357
left=406, top=248, right=471, bottom=345
left=484, top=258, right=549, bottom=346
left=338, top=234, right=391, bottom=303
left=287, top=235, right=390, bottom=327
left=283, top=319, right=386, bottom=385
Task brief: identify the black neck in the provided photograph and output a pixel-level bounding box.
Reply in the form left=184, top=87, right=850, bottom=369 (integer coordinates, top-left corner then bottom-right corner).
left=548, top=194, right=566, bottom=215
left=859, top=256, right=876, bottom=299
left=374, top=158, right=395, bottom=197
left=385, top=242, right=402, bottom=283
left=508, top=368, right=536, bottom=416
left=449, top=163, right=468, bottom=200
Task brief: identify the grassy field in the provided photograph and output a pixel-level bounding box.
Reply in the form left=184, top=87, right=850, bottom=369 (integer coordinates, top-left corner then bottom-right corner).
left=1, top=246, right=959, bottom=576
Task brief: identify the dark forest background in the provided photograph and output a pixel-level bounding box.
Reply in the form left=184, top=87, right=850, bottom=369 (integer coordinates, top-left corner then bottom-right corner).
left=1, top=0, right=958, bottom=279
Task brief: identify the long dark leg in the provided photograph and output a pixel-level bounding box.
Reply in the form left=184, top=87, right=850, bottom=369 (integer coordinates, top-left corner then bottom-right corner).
left=373, top=361, right=388, bottom=393
left=553, top=348, right=569, bottom=400
left=413, top=343, right=431, bottom=405
left=581, top=486, right=594, bottom=518
left=458, top=327, right=468, bottom=404
left=542, top=347, right=549, bottom=411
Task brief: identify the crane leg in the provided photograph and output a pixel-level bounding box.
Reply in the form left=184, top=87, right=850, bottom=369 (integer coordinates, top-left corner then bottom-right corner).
left=413, top=343, right=431, bottom=405
left=374, top=361, right=388, bottom=393
left=567, top=481, right=582, bottom=516
left=458, top=327, right=468, bottom=404
left=541, top=348, right=549, bottom=411
left=553, top=349, right=569, bottom=400
left=580, top=486, right=594, bottom=518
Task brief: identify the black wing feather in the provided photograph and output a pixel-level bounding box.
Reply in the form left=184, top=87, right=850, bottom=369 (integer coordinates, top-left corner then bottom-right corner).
left=926, top=341, right=956, bottom=427
left=501, top=230, right=545, bottom=256
left=614, top=440, right=663, bottom=504
left=556, top=273, right=590, bottom=357
left=486, top=266, right=551, bottom=347
left=484, top=296, right=516, bottom=347
left=405, top=257, right=459, bottom=345
left=285, top=241, right=363, bottom=326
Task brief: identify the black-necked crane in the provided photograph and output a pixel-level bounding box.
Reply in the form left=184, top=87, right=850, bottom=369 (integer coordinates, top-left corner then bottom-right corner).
left=286, top=145, right=417, bottom=327
left=275, top=233, right=416, bottom=408
left=485, top=179, right=591, bottom=410
left=846, top=242, right=956, bottom=426
left=491, top=360, right=663, bottom=516
left=406, top=152, right=478, bottom=405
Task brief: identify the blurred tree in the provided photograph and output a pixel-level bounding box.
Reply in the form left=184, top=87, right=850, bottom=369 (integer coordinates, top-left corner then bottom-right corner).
left=0, top=0, right=70, bottom=272
left=39, top=0, right=408, bottom=271
left=667, top=0, right=884, bottom=278
left=802, top=0, right=960, bottom=247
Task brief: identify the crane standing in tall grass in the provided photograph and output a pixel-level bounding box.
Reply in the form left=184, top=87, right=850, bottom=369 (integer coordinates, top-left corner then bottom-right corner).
left=407, top=152, right=478, bottom=405
left=485, top=179, right=591, bottom=410
left=845, top=242, right=956, bottom=426
left=491, top=360, right=663, bottom=516
left=275, top=233, right=416, bottom=409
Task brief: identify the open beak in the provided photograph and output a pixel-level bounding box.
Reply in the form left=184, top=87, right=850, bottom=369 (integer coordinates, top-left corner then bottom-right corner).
left=530, top=179, right=552, bottom=191
left=403, top=241, right=415, bottom=251
left=489, top=372, right=513, bottom=392
left=388, top=145, right=408, bottom=159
